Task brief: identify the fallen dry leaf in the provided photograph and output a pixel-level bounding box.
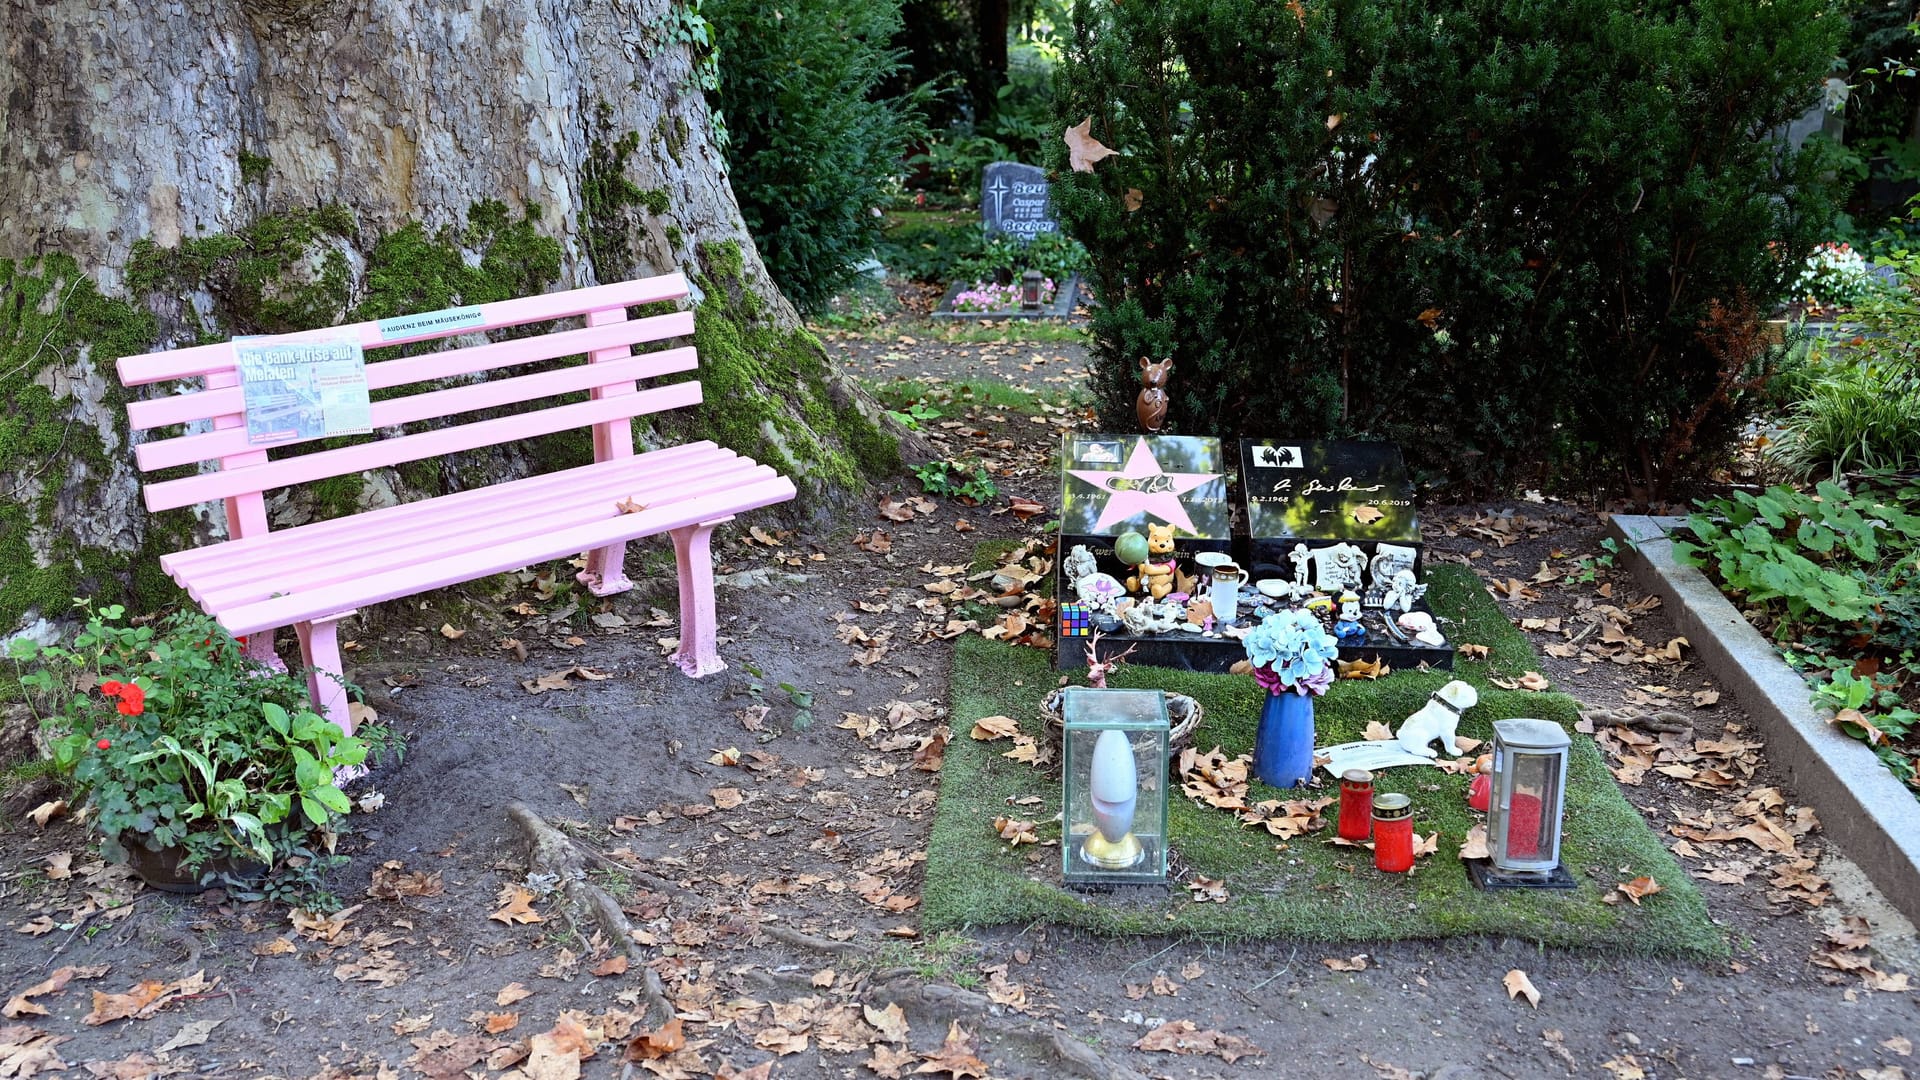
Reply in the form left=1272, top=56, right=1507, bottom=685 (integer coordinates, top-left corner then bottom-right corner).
left=1133, top=1019, right=1263, bottom=1064
left=1321, top=955, right=1369, bottom=972
left=624, top=1016, right=685, bottom=1061
left=1458, top=824, right=1490, bottom=861
left=26, top=800, right=66, bottom=828
left=82, top=971, right=215, bottom=1026
left=1186, top=876, right=1229, bottom=904
left=969, top=715, right=1019, bottom=741
left=1362, top=720, right=1395, bottom=741
left=992, top=817, right=1039, bottom=846
left=496, top=982, right=533, bottom=1006
left=485, top=1012, right=520, bottom=1034
left=489, top=885, right=545, bottom=926
left=155, top=1017, right=223, bottom=1053
left=913, top=728, right=951, bottom=773
left=865, top=1002, right=910, bottom=1044
left=1503, top=968, right=1541, bottom=1007
left=1618, top=875, right=1663, bottom=905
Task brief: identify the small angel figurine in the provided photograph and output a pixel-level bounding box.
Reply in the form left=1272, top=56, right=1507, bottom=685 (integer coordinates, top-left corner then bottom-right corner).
left=1384, top=569, right=1429, bottom=615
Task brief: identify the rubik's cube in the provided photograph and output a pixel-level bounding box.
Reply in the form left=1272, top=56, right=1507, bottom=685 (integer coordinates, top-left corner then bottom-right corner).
left=1059, top=603, right=1092, bottom=637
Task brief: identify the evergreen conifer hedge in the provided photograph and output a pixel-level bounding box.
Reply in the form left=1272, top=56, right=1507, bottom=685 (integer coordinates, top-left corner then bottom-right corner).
left=709, top=0, right=925, bottom=314
left=1052, top=0, right=1844, bottom=495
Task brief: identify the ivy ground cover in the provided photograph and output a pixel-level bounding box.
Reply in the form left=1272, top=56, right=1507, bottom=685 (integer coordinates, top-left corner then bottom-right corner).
left=1676, top=473, right=1920, bottom=797
left=924, top=566, right=1724, bottom=959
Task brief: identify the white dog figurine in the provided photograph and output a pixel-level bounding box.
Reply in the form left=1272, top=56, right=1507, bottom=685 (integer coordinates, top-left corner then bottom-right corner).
left=1394, top=679, right=1479, bottom=758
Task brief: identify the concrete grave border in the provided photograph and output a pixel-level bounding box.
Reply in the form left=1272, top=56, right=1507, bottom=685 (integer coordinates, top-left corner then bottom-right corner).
left=1609, top=515, right=1920, bottom=925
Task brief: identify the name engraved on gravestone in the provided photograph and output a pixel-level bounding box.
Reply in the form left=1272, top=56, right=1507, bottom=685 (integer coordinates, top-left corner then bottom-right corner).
left=1239, top=439, right=1419, bottom=542
left=981, top=161, right=1058, bottom=239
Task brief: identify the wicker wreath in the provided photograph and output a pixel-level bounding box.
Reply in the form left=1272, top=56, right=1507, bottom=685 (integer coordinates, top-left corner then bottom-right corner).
left=1039, top=687, right=1205, bottom=752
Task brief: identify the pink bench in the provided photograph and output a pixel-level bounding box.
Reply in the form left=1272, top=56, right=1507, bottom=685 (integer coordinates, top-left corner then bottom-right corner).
left=116, top=273, right=796, bottom=734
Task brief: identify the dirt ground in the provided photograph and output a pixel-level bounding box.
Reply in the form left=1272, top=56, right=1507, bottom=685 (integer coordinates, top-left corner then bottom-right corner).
left=2, top=311, right=1916, bottom=1080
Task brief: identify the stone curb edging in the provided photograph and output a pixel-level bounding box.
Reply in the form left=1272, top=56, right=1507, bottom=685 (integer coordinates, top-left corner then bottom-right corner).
left=1608, top=515, right=1920, bottom=926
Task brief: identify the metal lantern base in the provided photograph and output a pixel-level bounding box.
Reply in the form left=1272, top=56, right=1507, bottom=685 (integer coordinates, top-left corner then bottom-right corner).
left=1464, top=858, right=1577, bottom=891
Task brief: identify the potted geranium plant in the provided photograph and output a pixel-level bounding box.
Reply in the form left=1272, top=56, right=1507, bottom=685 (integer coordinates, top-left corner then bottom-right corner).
left=1240, top=608, right=1340, bottom=788
left=8, top=602, right=396, bottom=902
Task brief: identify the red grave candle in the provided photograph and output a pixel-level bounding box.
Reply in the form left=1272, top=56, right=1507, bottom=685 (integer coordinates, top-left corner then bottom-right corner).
left=1505, top=792, right=1544, bottom=860
left=1337, top=769, right=1374, bottom=841
left=1372, top=793, right=1414, bottom=873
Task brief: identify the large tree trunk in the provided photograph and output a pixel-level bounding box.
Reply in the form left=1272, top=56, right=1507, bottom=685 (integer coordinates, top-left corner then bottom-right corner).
left=0, top=0, right=898, bottom=637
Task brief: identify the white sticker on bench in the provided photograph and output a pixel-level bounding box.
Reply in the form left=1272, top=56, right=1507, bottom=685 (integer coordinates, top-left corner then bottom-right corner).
left=377, top=305, right=486, bottom=340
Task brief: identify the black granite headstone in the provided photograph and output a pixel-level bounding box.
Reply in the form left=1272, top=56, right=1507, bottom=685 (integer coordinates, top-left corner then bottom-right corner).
left=981, top=161, right=1058, bottom=240
left=1057, top=434, right=1234, bottom=672
left=1236, top=439, right=1449, bottom=671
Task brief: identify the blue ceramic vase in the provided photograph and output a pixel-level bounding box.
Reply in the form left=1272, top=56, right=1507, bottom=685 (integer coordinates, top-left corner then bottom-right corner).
left=1253, top=690, right=1316, bottom=789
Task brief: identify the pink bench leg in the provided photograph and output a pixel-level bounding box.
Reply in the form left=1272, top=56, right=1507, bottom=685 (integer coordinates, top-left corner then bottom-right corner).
left=670, top=520, right=727, bottom=677
left=577, top=543, right=635, bottom=597
left=243, top=628, right=287, bottom=672
left=293, top=617, right=355, bottom=735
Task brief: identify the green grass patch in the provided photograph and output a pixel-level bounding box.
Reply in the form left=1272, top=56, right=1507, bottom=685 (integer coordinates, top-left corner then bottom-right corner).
left=922, top=320, right=1090, bottom=345
left=925, top=563, right=1726, bottom=960
left=864, top=377, right=1083, bottom=418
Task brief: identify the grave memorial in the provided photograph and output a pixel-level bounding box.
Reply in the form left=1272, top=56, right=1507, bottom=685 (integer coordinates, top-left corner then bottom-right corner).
left=1056, top=434, right=1233, bottom=671
left=1056, top=435, right=1450, bottom=673
left=980, top=161, right=1058, bottom=239
left=932, top=162, right=1080, bottom=320
left=1239, top=439, right=1452, bottom=671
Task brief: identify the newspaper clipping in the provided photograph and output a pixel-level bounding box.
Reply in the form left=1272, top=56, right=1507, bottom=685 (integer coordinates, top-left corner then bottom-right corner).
left=237, top=334, right=372, bottom=447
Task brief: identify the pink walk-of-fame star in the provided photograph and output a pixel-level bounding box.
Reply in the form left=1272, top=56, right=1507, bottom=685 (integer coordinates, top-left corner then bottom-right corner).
left=1066, top=438, right=1220, bottom=534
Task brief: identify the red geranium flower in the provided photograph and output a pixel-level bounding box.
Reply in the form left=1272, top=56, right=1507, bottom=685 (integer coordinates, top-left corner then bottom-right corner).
left=100, top=680, right=145, bottom=716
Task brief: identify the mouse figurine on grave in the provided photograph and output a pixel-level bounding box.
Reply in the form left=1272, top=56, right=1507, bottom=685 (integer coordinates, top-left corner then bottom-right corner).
left=1136, top=356, right=1172, bottom=432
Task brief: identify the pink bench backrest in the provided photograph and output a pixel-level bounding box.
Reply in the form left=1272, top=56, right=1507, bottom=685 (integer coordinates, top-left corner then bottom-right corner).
left=117, top=274, right=698, bottom=535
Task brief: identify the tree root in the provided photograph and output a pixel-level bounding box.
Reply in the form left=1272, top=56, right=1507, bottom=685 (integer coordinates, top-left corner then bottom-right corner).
left=1580, top=707, right=1694, bottom=735
left=868, top=979, right=1148, bottom=1080
left=505, top=800, right=674, bottom=1025
left=759, top=924, right=862, bottom=954
left=748, top=928, right=1145, bottom=1080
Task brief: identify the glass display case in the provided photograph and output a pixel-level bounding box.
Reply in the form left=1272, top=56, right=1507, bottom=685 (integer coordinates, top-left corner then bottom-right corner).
left=1060, top=688, right=1170, bottom=886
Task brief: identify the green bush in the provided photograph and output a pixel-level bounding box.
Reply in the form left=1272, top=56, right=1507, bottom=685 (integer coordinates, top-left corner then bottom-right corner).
left=1771, top=247, right=1920, bottom=478
left=1052, top=0, right=1844, bottom=496
left=707, top=0, right=926, bottom=313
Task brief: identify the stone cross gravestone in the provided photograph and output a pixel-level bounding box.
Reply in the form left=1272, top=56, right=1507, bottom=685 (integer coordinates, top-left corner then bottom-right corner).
left=981, top=161, right=1058, bottom=240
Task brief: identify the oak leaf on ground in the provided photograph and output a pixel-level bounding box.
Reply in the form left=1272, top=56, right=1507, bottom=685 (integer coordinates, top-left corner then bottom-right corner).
left=1503, top=968, right=1541, bottom=1007
left=1132, top=1019, right=1262, bottom=1063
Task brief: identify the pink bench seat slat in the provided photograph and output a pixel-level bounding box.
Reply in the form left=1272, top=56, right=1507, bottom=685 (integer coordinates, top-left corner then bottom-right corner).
left=135, top=345, right=700, bottom=471
left=161, top=441, right=721, bottom=573
left=143, top=381, right=702, bottom=512
left=211, top=476, right=796, bottom=638
left=173, top=448, right=771, bottom=612
left=125, top=311, right=696, bottom=432
left=117, top=274, right=692, bottom=386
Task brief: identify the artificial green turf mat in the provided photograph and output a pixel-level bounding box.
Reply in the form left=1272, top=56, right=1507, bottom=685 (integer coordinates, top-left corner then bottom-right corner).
left=924, top=563, right=1727, bottom=960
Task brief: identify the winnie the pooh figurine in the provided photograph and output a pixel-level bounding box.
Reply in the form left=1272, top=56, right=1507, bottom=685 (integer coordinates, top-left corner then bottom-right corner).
left=1125, top=523, right=1179, bottom=601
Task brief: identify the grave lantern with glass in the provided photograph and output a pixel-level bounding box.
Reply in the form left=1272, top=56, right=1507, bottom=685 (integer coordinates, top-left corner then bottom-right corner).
left=1469, top=717, right=1577, bottom=889
left=1061, top=688, right=1169, bottom=886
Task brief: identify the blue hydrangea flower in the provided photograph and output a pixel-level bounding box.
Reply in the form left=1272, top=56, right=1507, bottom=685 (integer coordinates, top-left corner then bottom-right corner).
left=1242, top=609, right=1340, bottom=693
